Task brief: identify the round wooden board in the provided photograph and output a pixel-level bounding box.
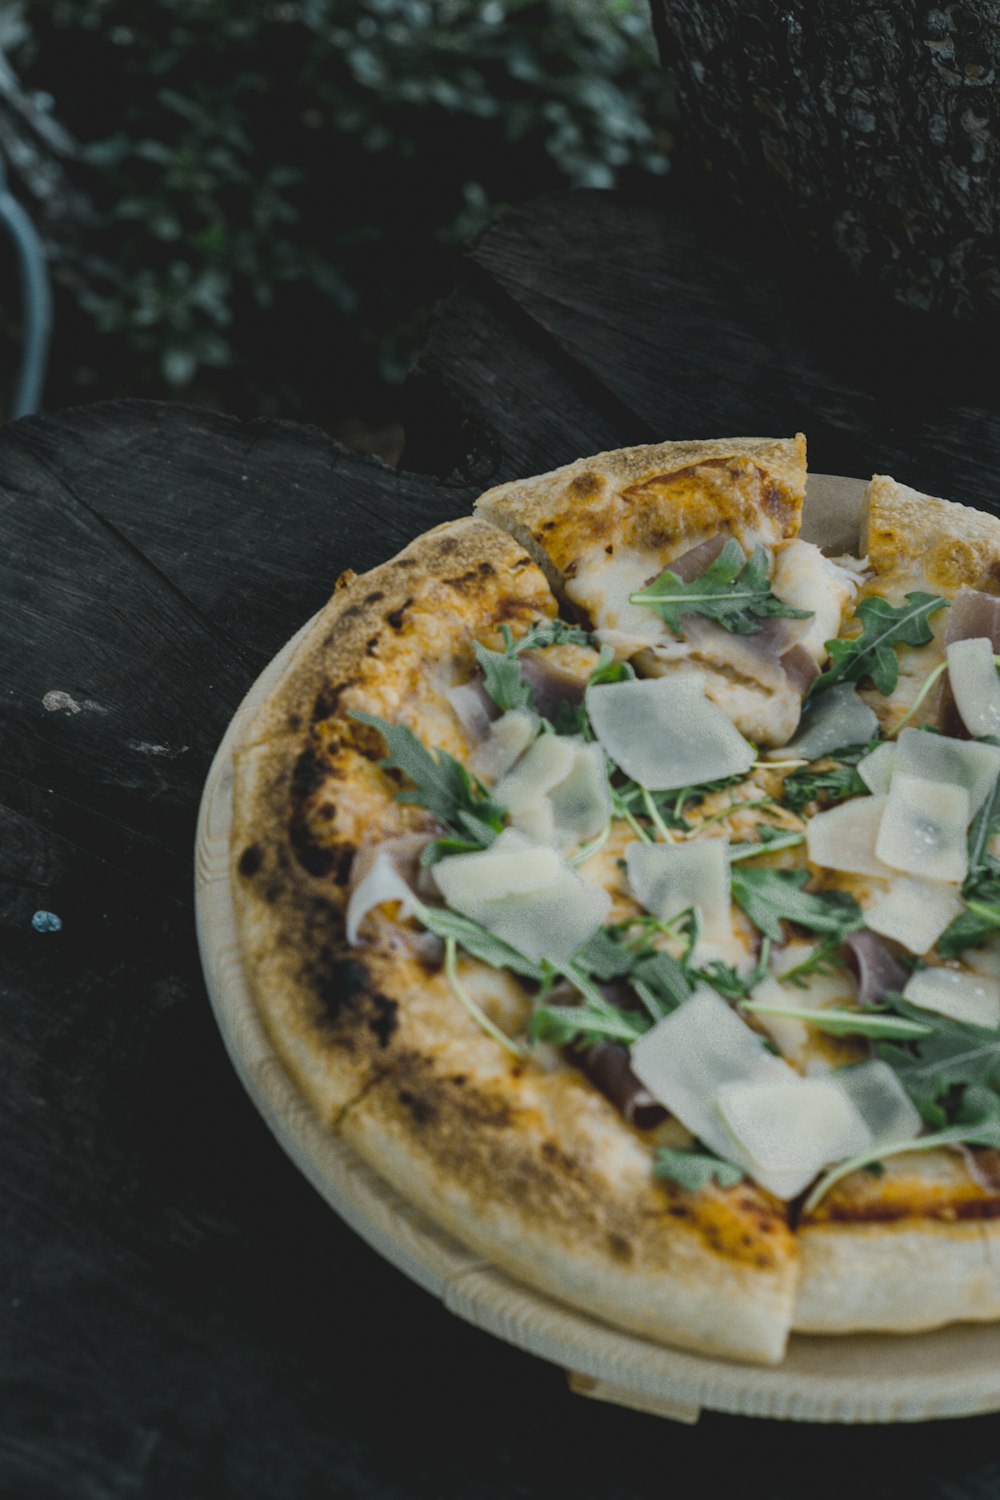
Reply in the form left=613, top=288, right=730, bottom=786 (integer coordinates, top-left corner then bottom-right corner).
left=195, top=475, right=1000, bottom=1425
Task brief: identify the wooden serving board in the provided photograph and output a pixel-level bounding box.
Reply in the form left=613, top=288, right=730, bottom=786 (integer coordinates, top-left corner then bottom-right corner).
left=194, top=475, right=1000, bottom=1425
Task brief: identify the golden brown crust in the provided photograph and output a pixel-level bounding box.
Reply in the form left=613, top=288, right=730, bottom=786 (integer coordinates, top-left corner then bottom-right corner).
left=474, top=434, right=807, bottom=597
left=230, top=508, right=802, bottom=1365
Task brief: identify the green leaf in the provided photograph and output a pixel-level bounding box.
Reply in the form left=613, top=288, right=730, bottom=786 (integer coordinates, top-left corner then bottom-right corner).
left=780, top=755, right=871, bottom=815
left=937, top=774, right=1000, bottom=955
left=730, top=867, right=864, bottom=943
left=803, top=1118, right=1000, bottom=1214
left=877, top=998, right=1000, bottom=1127
left=808, top=592, right=949, bottom=700
left=411, top=900, right=544, bottom=981
left=529, top=994, right=648, bottom=1046
left=653, top=1147, right=745, bottom=1192
left=350, top=711, right=506, bottom=843
left=728, top=828, right=806, bottom=861
left=630, top=539, right=813, bottom=637
left=473, top=639, right=533, bottom=712
left=740, top=1001, right=932, bottom=1040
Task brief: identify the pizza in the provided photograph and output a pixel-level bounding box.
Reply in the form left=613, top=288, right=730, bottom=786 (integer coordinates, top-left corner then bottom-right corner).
left=229, top=434, right=1000, bottom=1367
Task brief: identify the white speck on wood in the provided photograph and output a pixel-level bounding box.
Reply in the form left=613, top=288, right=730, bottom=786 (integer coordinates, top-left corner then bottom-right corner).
left=42, top=691, right=80, bottom=714
left=126, top=740, right=190, bottom=757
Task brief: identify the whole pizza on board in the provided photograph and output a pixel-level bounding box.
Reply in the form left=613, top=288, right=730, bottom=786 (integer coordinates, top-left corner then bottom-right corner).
left=230, top=434, right=1000, bottom=1367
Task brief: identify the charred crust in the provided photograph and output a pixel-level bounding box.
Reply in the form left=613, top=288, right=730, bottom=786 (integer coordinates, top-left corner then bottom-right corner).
left=385, top=598, right=412, bottom=630
left=313, top=954, right=369, bottom=1028
left=365, top=636, right=380, bottom=656
left=607, top=1232, right=633, bottom=1264
left=813, top=1197, right=1000, bottom=1225
left=364, top=591, right=385, bottom=606
left=444, top=569, right=483, bottom=590
left=398, top=1088, right=438, bottom=1125
left=289, top=823, right=338, bottom=878
left=367, top=992, right=399, bottom=1048
left=238, top=844, right=263, bottom=877
left=512, top=555, right=534, bottom=568
left=291, top=747, right=327, bottom=803
left=288, top=713, right=302, bottom=731
left=477, top=560, right=494, bottom=576
left=312, top=683, right=349, bottom=723
left=571, top=472, right=601, bottom=496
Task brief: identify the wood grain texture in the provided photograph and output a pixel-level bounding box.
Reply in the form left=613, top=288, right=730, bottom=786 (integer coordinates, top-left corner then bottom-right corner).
left=413, top=188, right=1000, bottom=511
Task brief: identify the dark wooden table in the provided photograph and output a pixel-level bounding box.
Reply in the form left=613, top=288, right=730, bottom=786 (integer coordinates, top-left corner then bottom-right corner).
left=6, top=185, right=1000, bottom=1499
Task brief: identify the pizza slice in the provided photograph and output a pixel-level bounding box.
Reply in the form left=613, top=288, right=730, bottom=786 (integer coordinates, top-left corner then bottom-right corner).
left=475, top=434, right=859, bottom=746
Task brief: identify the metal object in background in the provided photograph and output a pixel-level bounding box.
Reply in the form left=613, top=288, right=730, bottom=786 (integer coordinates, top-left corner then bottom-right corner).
left=0, top=144, right=51, bottom=418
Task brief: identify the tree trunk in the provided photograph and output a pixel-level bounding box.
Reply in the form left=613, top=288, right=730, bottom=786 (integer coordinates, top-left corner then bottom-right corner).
left=652, top=0, right=1000, bottom=319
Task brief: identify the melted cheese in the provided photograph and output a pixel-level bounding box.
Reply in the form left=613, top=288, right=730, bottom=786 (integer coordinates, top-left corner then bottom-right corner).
left=770, top=540, right=858, bottom=663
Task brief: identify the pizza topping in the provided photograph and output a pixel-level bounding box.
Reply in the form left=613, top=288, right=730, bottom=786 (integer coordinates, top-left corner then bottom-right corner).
left=625, top=837, right=731, bottom=938
left=473, top=619, right=595, bottom=715
left=830, top=1059, right=923, bottom=1148
left=874, top=774, right=969, bottom=882
left=431, top=828, right=611, bottom=963
left=892, top=728, right=1000, bottom=819
left=629, top=987, right=793, bottom=1163
left=716, top=1076, right=872, bottom=1199
left=445, top=678, right=497, bottom=742
left=780, top=683, right=879, bottom=761
left=569, top=1038, right=668, bottom=1130
left=863, top=876, right=965, bottom=954
left=805, top=793, right=892, bottom=877
left=902, top=967, right=1000, bottom=1029
left=807, top=590, right=950, bottom=701
left=546, top=741, right=613, bottom=846
left=345, top=839, right=425, bottom=944
left=945, top=637, right=1000, bottom=739
left=856, top=740, right=896, bottom=794
left=729, top=866, right=864, bottom=943
left=470, top=707, right=539, bottom=781
left=586, top=675, right=756, bottom=790
left=769, top=540, right=860, bottom=665
left=628, top=538, right=813, bottom=638
left=943, top=584, right=1000, bottom=650
left=493, top=733, right=577, bottom=815
left=842, top=930, right=910, bottom=1003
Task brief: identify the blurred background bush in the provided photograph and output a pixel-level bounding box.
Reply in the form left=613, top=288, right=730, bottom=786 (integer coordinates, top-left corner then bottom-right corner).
left=0, top=0, right=673, bottom=451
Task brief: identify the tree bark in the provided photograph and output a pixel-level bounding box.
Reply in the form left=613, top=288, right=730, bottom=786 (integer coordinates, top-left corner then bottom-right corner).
left=654, top=0, right=1000, bottom=319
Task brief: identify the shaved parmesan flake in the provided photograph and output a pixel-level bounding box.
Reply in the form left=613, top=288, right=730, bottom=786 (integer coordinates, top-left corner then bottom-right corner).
left=508, top=797, right=556, bottom=845
left=903, top=967, right=1000, bottom=1028
left=548, top=741, right=612, bottom=844
left=471, top=708, right=538, bottom=781
left=806, top=794, right=892, bottom=876
left=828, top=1061, right=922, bottom=1148
left=857, top=741, right=896, bottom=795
left=946, top=637, right=1000, bottom=739
left=433, top=829, right=561, bottom=904
left=629, top=988, right=792, bottom=1161
left=494, top=732, right=576, bottom=815
left=346, top=849, right=418, bottom=944
left=446, top=681, right=494, bottom=743
left=781, top=684, right=878, bottom=761
left=875, top=773, right=969, bottom=882
left=432, top=828, right=610, bottom=963
left=864, top=876, right=964, bottom=955
left=894, top=728, right=1000, bottom=819
left=586, top=676, right=755, bottom=790
left=716, top=1077, right=872, bottom=1200
left=625, top=838, right=730, bottom=937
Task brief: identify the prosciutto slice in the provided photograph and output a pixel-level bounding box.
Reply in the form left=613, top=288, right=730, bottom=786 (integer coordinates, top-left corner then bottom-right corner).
left=842, top=931, right=909, bottom=1004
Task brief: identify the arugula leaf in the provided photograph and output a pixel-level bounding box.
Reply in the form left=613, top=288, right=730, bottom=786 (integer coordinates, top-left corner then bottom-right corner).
left=529, top=994, right=649, bottom=1046
left=775, top=936, right=847, bottom=987
left=740, top=1000, right=932, bottom=1040
left=730, top=867, right=864, bottom=943
left=877, top=997, right=1000, bottom=1128
left=728, top=828, right=806, bottom=861
left=473, top=639, right=533, bottom=713
left=934, top=772, right=1000, bottom=956
left=807, top=591, right=949, bottom=700
left=780, top=754, right=871, bottom=814
left=505, top=619, right=595, bottom=654
left=653, top=1147, right=745, bottom=1192
left=691, top=940, right=771, bottom=1001
left=803, top=1117, right=1000, bottom=1214
left=587, top=647, right=635, bottom=689
left=629, top=539, right=813, bottom=637
left=411, top=901, right=545, bottom=981
left=351, top=712, right=506, bottom=845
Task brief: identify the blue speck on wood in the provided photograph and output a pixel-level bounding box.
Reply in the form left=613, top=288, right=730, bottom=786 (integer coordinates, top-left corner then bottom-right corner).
left=31, top=910, right=62, bottom=933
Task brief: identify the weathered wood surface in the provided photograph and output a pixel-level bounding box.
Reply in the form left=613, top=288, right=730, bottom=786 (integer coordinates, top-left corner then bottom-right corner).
left=652, top=0, right=1000, bottom=321
left=6, top=185, right=1000, bottom=1496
